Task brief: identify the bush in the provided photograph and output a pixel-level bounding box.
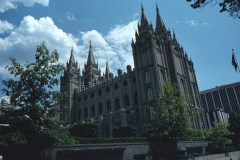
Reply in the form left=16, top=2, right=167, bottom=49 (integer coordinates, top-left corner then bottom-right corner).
left=68, top=123, right=98, bottom=138
left=74, top=137, right=146, bottom=144
left=113, top=126, right=136, bottom=138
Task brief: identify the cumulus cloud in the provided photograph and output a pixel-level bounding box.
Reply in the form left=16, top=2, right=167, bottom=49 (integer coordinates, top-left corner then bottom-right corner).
left=0, top=0, right=49, bottom=13
left=66, top=12, right=76, bottom=21
left=0, top=20, right=14, bottom=34
left=0, top=15, right=137, bottom=79
left=186, top=20, right=198, bottom=26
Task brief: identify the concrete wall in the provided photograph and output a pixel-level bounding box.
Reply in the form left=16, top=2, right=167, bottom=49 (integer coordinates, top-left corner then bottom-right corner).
left=44, top=142, right=150, bottom=160
left=189, top=151, right=240, bottom=160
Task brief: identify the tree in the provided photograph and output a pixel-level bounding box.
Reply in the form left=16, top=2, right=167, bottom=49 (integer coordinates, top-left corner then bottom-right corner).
left=148, top=80, right=190, bottom=141
left=0, top=42, right=65, bottom=160
left=68, top=123, right=99, bottom=138
left=113, top=126, right=136, bottom=138
left=186, top=0, right=240, bottom=19
left=228, top=112, right=240, bottom=148
left=207, top=121, right=231, bottom=147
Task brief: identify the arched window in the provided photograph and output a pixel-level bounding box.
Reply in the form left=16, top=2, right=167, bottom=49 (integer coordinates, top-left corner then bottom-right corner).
left=134, top=92, right=138, bottom=105
left=145, top=71, right=150, bottom=83
left=124, top=95, right=130, bottom=107
left=147, top=88, right=153, bottom=100
left=115, top=98, right=120, bottom=110
left=78, top=109, right=81, bottom=121
left=91, top=106, right=95, bottom=117
left=107, top=101, right=111, bottom=112
left=84, top=108, right=88, bottom=118
left=149, top=107, right=155, bottom=120
left=99, top=103, right=103, bottom=114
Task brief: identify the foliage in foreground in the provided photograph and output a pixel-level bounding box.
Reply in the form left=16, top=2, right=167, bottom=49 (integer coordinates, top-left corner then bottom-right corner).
left=113, top=126, right=136, bottom=138
left=68, top=123, right=99, bottom=138
left=0, top=42, right=65, bottom=160
left=186, top=0, right=240, bottom=19
left=148, top=80, right=191, bottom=141
left=228, top=112, right=240, bottom=148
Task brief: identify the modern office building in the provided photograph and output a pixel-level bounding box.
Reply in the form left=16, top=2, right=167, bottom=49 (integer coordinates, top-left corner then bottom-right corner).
left=200, top=82, right=240, bottom=127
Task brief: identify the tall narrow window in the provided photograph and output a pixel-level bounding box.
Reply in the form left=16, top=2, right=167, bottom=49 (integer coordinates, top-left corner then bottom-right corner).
left=147, top=88, right=153, bottom=100
left=107, top=101, right=111, bottom=113
left=161, top=70, right=166, bottom=81
left=78, top=109, right=81, bottom=121
left=149, top=107, right=155, bottom=120
left=134, top=92, right=138, bottom=105
left=115, top=98, right=120, bottom=110
left=99, top=103, right=103, bottom=114
left=84, top=108, right=88, bottom=118
left=124, top=95, right=130, bottom=107
left=91, top=106, right=95, bottom=117
left=145, top=71, right=150, bottom=83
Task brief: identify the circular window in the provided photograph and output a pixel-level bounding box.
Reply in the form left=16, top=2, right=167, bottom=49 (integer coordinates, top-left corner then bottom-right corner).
left=84, top=95, right=88, bottom=101
left=78, top=97, right=81, bottom=103
left=123, top=80, right=128, bottom=87
left=98, top=90, right=102, bottom=96
left=106, top=87, right=110, bottom=93
left=132, top=77, right=136, bottom=84
left=91, top=93, right=95, bottom=98
left=114, top=84, right=118, bottom=90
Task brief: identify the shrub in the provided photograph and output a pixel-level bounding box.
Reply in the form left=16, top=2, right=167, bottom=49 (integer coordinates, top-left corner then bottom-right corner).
left=113, top=126, right=136, bottom=138
left=68, top=123, right=98, bottom=138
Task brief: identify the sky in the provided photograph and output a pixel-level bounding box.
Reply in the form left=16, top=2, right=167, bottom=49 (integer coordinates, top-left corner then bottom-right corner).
left=0, top=0, right=240, bottom=100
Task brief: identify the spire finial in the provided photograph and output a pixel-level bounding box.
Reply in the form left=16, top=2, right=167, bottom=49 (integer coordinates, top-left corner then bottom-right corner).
left=141, top=3, right=143, bottom=12
left=89, top=40, right=92, bottom=47
left=156, top=2, right=159, bottom=12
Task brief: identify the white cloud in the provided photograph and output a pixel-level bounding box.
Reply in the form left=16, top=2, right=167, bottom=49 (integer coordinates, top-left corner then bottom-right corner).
left=0, top=20, right=14, bottom=34
left=202, top=22, right=210, bottom=27
left=66, top=12, right=76, bottom=21
left=0, top=16, right=137, bottom=80
left=0, top=0, right=49, bottom=13
left=0, top=96, right=10, bottom=104
left=186, top=20, right=198, bottom=26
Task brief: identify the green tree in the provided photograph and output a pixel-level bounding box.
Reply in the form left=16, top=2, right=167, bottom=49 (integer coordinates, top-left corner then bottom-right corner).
left=148, top=80, right=190, bottom=141
left=228, top=112, right=240, bottom=148
left=207, top=121, right=231, bottom=147
left=186, top=0, right=240, bottom=19
left=0, top=42, right=66, bottom=160
left=113, top=126, right=136, bottom=138
left=68, top=123, right=99, bottom=138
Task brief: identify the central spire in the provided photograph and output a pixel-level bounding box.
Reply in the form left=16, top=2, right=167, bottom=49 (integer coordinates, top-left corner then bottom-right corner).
left=87, top=40, right=96, bottom=65
left=69, top=47, right=75, bottom=64
left=156, top=4, right=166, bottom=33
left=140, top=3, right=149, bottom=27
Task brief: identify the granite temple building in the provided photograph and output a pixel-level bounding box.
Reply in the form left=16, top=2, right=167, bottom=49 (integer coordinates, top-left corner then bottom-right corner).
left=60, top=6, right=207, bottom=137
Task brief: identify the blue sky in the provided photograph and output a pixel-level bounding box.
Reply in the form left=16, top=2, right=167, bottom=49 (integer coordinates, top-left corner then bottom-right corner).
left=0, top=0, right=240, bottom=100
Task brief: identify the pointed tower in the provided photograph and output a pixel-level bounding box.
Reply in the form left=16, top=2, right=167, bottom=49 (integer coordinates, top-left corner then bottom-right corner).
left=105, top=61, right=111, bottom=80
left=60, top=48, right=81, bottom=123
left=137, top=4, right=153, bottom=36
left=82, top=41, right=100, bottom=87
left=155, top=4, right=166, bottom=33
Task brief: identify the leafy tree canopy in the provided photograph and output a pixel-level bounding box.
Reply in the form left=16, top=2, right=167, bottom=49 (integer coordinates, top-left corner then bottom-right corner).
left=68, top=123, right=99, bottom=138
left=0, top=42, right=66, bottom=160
left=113, top=126, right=136, bottom=138
left=148, top=80, right=190, bottom=141
left=207, top=121, right=232, bottom=144
left=187, top=0, right=240, bottom=19
left=228, top=112, right=240, bottom=148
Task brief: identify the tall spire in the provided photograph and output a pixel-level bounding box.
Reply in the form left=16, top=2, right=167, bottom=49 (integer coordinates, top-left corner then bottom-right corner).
left=105, top=61, right=110, bottom=76
left=87, top=40, right=96, bottom=65
left=155, top=3, right=166, bottom=33
left=140, top=3, right=149, bottom=27
left=69, top=47, right=75, bottom=63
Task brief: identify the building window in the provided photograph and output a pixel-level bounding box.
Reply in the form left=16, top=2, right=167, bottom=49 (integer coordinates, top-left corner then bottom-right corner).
left=132, top=77, right=136, bottom=84
left=84, top=95, right=88, bottom=101
left=161, top=70, right=166, bottom=81
left=149, top=107, right=155, bottom=120
left=98, top=90, right=102, bottom=96
left=134, top=92, right=138, bottom=105
left=106, top=87, right=110, bottom=93
left=91, top=106, right=95, bottom=117
left=78, top=109, right=81, bottom=121
left=147, top=88, right=153, bottom=100
left=115, top=98, right=120, bottom=110
left=123, top=80, right=128, bottom=87
left=145, top=71, right=150, bottom=83
left=99, top=103, right=103, bottom=114
left=124, top=95, right=130, bottom=107
left=91, top=93, right=95, bottom=98
left=114, top=84, right=118, bottom=90
left=84, top=108, right=88, bottom=118
left=107, top=101, right=111, bottom=112
left=78, top=97, right=81, bottom=103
